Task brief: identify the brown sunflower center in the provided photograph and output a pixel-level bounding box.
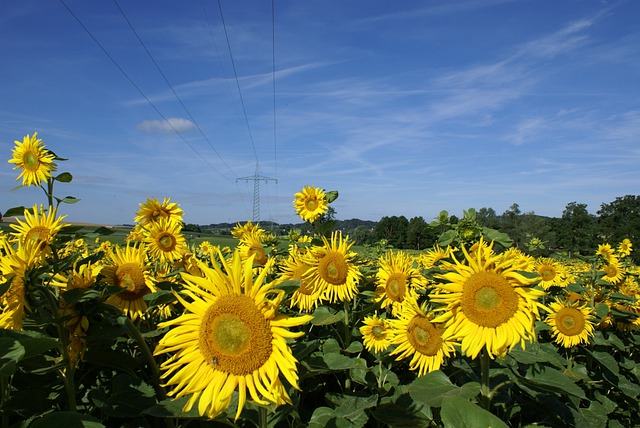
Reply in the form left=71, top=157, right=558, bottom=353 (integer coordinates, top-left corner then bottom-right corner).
left=385, top=273, right=407, bottom=302
left=305, top=198, right=317, bottom=211
left=199, top=294, right=272, bottom=375
left=318, top=251, right=348, bottom=285
left=25, top=226, right=51, bottom=244
left=116, top=263, right=149, bottom=301
left=371, top=325, right=386, bottom=339
left=604, top=265, right=618, bottom=278
left=248, top=245, right=268, bottom=266
left=23, top=151, right=40, bottom=171
left=555, top=307, right=585, bottom=336
left=538, top=265, right=556, bottom=282
left=461, top=271, right=519, bottom=328
left=157, top=232, right=177, bottom=252
left=407, top=316, right=443, bottom=356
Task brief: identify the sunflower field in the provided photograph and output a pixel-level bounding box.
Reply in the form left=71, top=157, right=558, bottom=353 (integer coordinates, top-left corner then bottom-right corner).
left=2, top=132, right=640, bottom=428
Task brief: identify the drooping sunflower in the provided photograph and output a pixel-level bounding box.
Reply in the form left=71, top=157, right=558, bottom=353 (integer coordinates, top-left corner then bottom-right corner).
left=0, top=240, right=44, bottom=330
left=154, top=249, right=313, bottom=421
left=231, top=221, right=264, bottom=241
left=373, top=250, right=420, bottom=316
left=534, top=257, right=569, bottom=290
left=431, top=237, right=547, bottom=359
left=10, top=205, right=67, bottom=249
left=293, top=185, right=328, bottom=223
left=237, top=231, right=269, bottom=267
left=142, top=217, right=187, bottom=264
left=388, top=301, right=456, bottom=376
left=303, top=231, right=362, bottom=303
left=596, top=243, right=615, bottom=261
left=8, top=132, right=57, bottom=187
left=545, top=299, right=595, bottom=348
left=601, top=257, right=625, bottom=284
left=102, top=243, right=156, bottom=320
left=278, top=250, right=323, bottom=313
left=360, top=313, right=393, bottom=354
left=134, top=197, right=184, bottom=226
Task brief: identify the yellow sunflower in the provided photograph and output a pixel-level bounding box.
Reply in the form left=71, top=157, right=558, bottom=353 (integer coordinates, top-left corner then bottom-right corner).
left=8, top=132, right=57, bottom=187
left=374, top=251, right=420, bottom=316
left=418, top=244, right=450, bottom=269
left=134, top=197, right=184, bottom=226
left=534, top=257, right=569, bottom=290
left=431, top=237, right=546, bottom=359
left=237, top=231, right=269, bottom=267
left=142, top=218, right=187, bottom=264
left=102, top=244, right=156, bottom=320
left=0, top=240, right=44, bottom=330
left=278, top=250, right=323, bottom=313
left=601, top=257, right=624, bottom=284
left=154, top=249, right=312, bottom=421
left=545, top=299, right=595, bottom=348
left=617, top=238, right=633, bottom=258
left=231, top=221, right=264, bottom=241
left=10, top=205, right=67, bottom=249
left=388, top=301, right=456, bottom=376
left=596, top=243, right=615, bottom=261
left=360, top=313, right=392, bottom=354
left=303, top=231, right=362, bottom=303
left=293, top=185, right=328, bottom=223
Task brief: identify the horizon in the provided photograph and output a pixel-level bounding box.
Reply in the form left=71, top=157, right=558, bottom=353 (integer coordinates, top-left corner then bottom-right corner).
left=2, top=1, right=639, bottom=225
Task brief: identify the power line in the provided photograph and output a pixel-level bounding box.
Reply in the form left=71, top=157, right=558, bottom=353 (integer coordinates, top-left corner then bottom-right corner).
left=271, top=0, right=279, bottom=223
left=112, top=0, right=238, bottom=180
left=58, top=0, right=234, bottom=183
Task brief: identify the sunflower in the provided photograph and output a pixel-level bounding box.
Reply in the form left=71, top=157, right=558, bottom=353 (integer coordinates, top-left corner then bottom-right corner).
left=237, top=231, right=269, bottom=267
left=50, top=261, right=102, bottom=290
left=360, top=313, right=393, bottom=354
left=154, top=249, right=312, bottom=421
left=102, top=243, right=156, bottom=320
left=134, top=197, right=184, bottom=226
left=534, top=257, right=569, bottom=290
left=0, top=240, right=44, bottom=330
left=142, top=218, right=187, bottom=264
left=8, top=132, right=57, bottom=187
left=431, top=237, right=546, bottom=359
left=545, top=299, right=595, bottom=348
left=601, top=257, right=624, bottom=284
left=10, top=205, right=67, bottom=249
left=278, top=250, right=323, bottom=313
left=596, top=243, right=615, bottom=261
left=231, top=221, right=264, bottom=241
left=388, top=301, right=456, bottom=376
left=617, top=239, right=633, bottom=258
left=303, top=231, right=362, bottom=304
left=293, top=185, right=328, bottom=223
left=374, top=251, right=420, bottom=316
left=418, top=244, right=450, bottom=269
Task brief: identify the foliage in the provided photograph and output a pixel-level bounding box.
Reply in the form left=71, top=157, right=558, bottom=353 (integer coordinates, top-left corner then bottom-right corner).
left=3, top=133, right=640, bottom=428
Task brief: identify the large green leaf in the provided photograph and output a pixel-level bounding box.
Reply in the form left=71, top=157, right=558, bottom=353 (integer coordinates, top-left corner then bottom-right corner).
left=406, top=370, right=480, bottom=407
left=0, top=330, right=58, bottom=360
left=142, top=396, right=202, bottom=418
left=522, top=366, right=586, bottom=399
left=54, top=172, right=73, bottom=183
left=311, top=306, right=344, bottom=325
left=0, top=338, right=25, bottom=375
left=29, top=412, right=104, bottom=428
left=441, top=396, right=508, bottom=428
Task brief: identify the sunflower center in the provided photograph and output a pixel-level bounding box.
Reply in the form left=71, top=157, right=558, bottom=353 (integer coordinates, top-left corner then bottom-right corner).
left=385, top=273, right=407, bottom=302
left=199, top=294, right=272, bottom=376
left=539, top=266, right=556, bottom=282
left=305, top=198, right=317, bottom=211
left=461, top=271, right=519, bottom=328
left=248, top=245, right=268, bottom=266
left=23, top=151, right=40, bottom=171
left=556, top=307, right=585, bottom=336
left=318, top=251, right=348, bottom=285
left=371, top=325, right=386, bottom=339
left=157, top=232, right=176, bottom=252
left=604, top=265, right=618, bottom=278
left=25, top=226, right=51, bottom=244
left=116, top=263, right=149, bottom=301
left=407, top=316, right=443, bottom=356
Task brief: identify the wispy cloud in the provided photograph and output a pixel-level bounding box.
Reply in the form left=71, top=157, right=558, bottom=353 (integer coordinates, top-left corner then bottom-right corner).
left=136, top=117, right=196, bottom=133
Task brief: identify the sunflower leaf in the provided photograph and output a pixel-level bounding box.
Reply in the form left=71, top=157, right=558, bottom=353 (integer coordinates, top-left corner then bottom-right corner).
left=0, top=338, right=25, bottom=376
left=3, top=206, right=27, bottom=217
left=28, top=412, right=104, bottom=428
left=440, top=396, right=509, bottom=428
left=406, top=370, right=480, bottom=407
left=54, top=172, right=73, bottom=183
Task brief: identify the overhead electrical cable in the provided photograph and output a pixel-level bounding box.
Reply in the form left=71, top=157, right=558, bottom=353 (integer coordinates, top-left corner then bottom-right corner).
left=112, top=0, right=238, bottom=180
left=271, top=0, right=278, bottom=223
left=58, top=0, right=234, bottom=183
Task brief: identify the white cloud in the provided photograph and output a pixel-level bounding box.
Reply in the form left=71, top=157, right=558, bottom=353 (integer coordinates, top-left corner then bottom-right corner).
left=136, top=117, right=196, bottom=133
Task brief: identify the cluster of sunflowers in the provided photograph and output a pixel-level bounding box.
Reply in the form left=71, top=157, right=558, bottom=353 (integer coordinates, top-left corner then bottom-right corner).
left=2, top=132, right=640, bottom=426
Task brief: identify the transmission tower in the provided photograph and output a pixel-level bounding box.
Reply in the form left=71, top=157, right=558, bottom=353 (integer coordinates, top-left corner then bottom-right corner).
left=236, top=163, right=277, bottom=222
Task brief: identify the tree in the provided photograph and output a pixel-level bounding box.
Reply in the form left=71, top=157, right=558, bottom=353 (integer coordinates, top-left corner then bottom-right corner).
left=406, top=216, right=432, bottom=250
left=374, top=216, right=409, bottom=248
left=501, top=203, right=522, bottom=247
left=558, top=202, right=595, bottom=256
left=597, top=195, right=640, bottom=251
left=476, top=207, right=500, bottom=229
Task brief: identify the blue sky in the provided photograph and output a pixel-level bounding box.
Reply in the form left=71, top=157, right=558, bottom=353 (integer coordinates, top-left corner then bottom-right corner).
left=2, top=0, right=639, bottom=226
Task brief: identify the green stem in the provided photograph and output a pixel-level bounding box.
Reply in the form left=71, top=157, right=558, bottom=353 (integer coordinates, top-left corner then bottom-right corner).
left=377, top=356, right=384, bottom=390
left=258, top=406, right=268, bottom=428
left=1, top=376, right=9, bottom=428
left=480, top=348, right=491, bottom=411
left=343, top=299, right=351, bottom=346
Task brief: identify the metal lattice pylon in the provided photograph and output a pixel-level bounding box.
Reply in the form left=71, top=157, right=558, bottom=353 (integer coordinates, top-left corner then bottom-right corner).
left=236, top=163, right=277, bottom=222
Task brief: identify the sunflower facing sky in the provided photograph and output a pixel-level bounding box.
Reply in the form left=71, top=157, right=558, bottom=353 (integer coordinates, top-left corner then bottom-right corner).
left=8, top=132, right=57, bottom=187
left=142, top=217, right=187, bottom=264
left=303, top=231, right=362, bottom=304
left=534, top=257, right=569, bottom=290
left=374, top=250, right=421, bottom=316
left=431, top=237, right=547, bottom=359
left=134, top=197, right=184, bottom=226
left=545, top=299, right=595, bottom=348
left=102, top=243, right=156, bottom=320
left=154, top=249, right=312, bottom=420
left=388, top=301, right=456, bottom=376
left=293, top=185, right=328, bottom=223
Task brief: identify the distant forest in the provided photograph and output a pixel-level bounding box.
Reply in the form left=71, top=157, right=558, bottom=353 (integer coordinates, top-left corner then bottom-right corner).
left=184, top=195, right=640, bottom=259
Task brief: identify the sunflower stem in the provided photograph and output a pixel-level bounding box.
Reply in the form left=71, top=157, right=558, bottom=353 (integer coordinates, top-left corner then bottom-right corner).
left=480, top=348, right=491, bottom=411
left=1, top=376, right=9, bottom=428
left=258, top=406, right=268, bottom=428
